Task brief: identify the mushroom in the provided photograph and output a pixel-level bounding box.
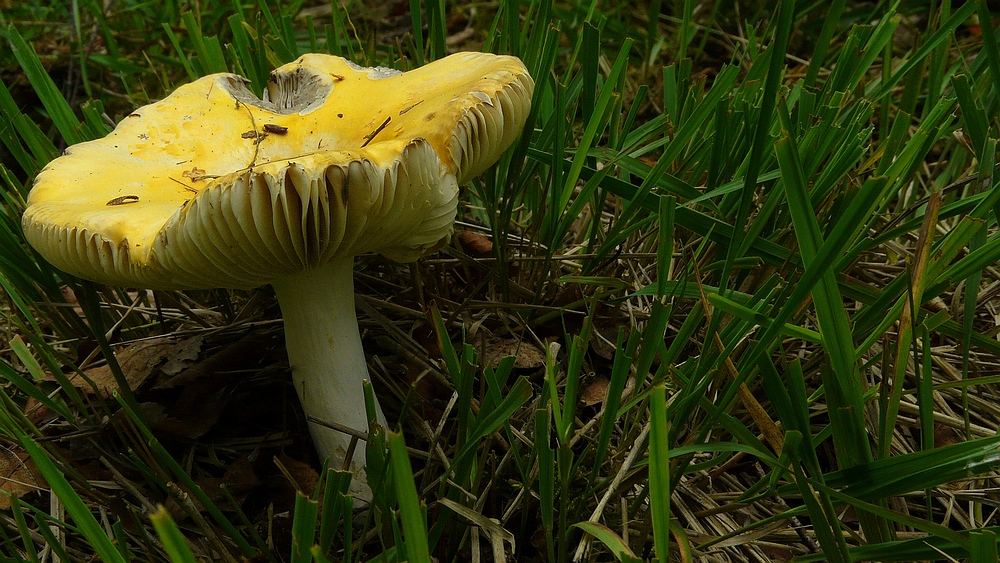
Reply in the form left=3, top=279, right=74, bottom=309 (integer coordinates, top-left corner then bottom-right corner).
left=22, top=52, right=534, bottom=499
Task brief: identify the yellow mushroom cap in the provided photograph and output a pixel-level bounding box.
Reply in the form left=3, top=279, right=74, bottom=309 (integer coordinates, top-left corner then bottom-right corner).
left=22, top=52, right=534, bottom=289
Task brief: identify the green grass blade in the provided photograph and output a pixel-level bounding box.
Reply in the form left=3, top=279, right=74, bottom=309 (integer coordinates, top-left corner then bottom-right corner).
left=31, top=513, right=72, bottom=563
left=820, top=434, right=1000, bottom=500
left=648, top=384, right=671, bottom=563
left=590, top=329, right=632, bottom=481
left=572, top=521, right=641, bottom=563
left=974, top=0, right=1000, bottom=101
left=558, top=39, right=632, bottom=218
left=723, top=0, right=794, bottom=276
left=429, top=0, right=447, bottom=60
left=10, top=426, right=126, bottom=563
left=706, top=293, right=822, bottom=343
left=389, top=431, right=430, bottom=562
left=804, top=0, right=846, bottom=88
left=114, top=395, right=256, bottom=556
left=290, top=492, right=318, bottom=563
left=971, top=529, right=999, bottom=563
left=544, top=341, right=566, bottom=442
left=775, top=133, right=869, bottom=464
left=5, top=25, right=84, bottom=145
left=952, top=74, right=988, bottom=157
left=452, top=377, right=532, bottom=475
left=775, top=118, right=890, bottom=543
left=872, top=2, right=975, bottom=100
left=9, top=497, right=39, bottom=563
left=150, top=506, right=198, bottom=563
left=319, top=469, right=352, bottom=553
left=784, top=432, right=851, bottom=563
left=0, top=81, right=38, bottom=174
left=408, top=0, right=424, bottom=65
left=161, top=23, right=198, bottom=81
left=818, top=478, right=969, bottom=549
left=535, top=406, right=556, bottom=562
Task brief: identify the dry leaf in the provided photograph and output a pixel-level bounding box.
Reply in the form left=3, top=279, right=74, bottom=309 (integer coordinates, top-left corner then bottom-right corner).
left=580, top=376, right=635, bottom=409
left=143, top=332, right=280, bottom=439
left=155, top=332, right=269, bottom=389
left=223, top=455, right=261, bottom=496
left=935, top=423, right=963, bottom=448
left=140, top=389, right=231, bottom=439
left=477, top=336, right=545, bottom=370
left=456, top=230, right=493, bottom=257
left=160, top=336, right=205, bottom=376
left=580, top=378, right=610, bottom=407
left=27, top=336, right=203, bottom=423
left=191, top=456, right=260, bottom=508
left=73, top=335, right=204, bottom=396
left=276, top=453, right=320, bottom=496
left=0, top=446, right=45, bottom=509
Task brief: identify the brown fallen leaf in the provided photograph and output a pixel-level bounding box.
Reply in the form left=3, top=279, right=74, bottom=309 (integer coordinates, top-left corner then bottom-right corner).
left=190, top=456, right=261, bottom=509
left=935, top=423, right=963, bottom=448
left=223, top=455, right=262, bottom=496
left=580, top=376, right=635, bottom=409
left=456, top=230, right=494, bottom=258
left=26, top=335, right=205, bottom=424
left=154, top=332, right=269, bottom=389
left=477, top=335, right=546, bottom=370
left=140, top=398, right=230, bottom=440
left=275, top=453, right=320, bottom=496
left=580, top=377, right=610, bottom=407
left=65, top=335, right=204, bottom=396
left=0, top=446, right=45, bottom=510
left=144, top=331, right=282, bottom=439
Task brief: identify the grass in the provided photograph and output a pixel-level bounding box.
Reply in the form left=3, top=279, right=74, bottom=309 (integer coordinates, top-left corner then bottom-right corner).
left=2, top=0, right=1000, bottom=561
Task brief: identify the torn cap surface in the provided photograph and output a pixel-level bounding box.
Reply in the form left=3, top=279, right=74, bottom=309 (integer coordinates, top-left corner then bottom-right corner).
left=23, top=52, right=534, bottom=289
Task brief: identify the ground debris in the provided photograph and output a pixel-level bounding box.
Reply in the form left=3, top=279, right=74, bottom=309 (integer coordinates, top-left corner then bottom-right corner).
left=0, top=446, right=45, bottom=510
left=475, top=334, right=545, bottom=371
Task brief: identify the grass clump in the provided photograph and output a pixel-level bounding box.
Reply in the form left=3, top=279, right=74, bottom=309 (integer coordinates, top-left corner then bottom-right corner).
left=2, top=1, right=1000, bottom=561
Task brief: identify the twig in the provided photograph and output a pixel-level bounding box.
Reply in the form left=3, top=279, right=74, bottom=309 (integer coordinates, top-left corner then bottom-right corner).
left=361, top=116, right=391, bottom=147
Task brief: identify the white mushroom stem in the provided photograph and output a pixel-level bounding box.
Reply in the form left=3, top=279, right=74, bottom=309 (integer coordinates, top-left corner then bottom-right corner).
left=271, top=256, right=387, bottom=500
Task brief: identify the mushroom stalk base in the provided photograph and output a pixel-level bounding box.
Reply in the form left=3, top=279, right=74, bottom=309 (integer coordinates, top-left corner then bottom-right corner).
left=272, top=258, right=386, bottom=501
